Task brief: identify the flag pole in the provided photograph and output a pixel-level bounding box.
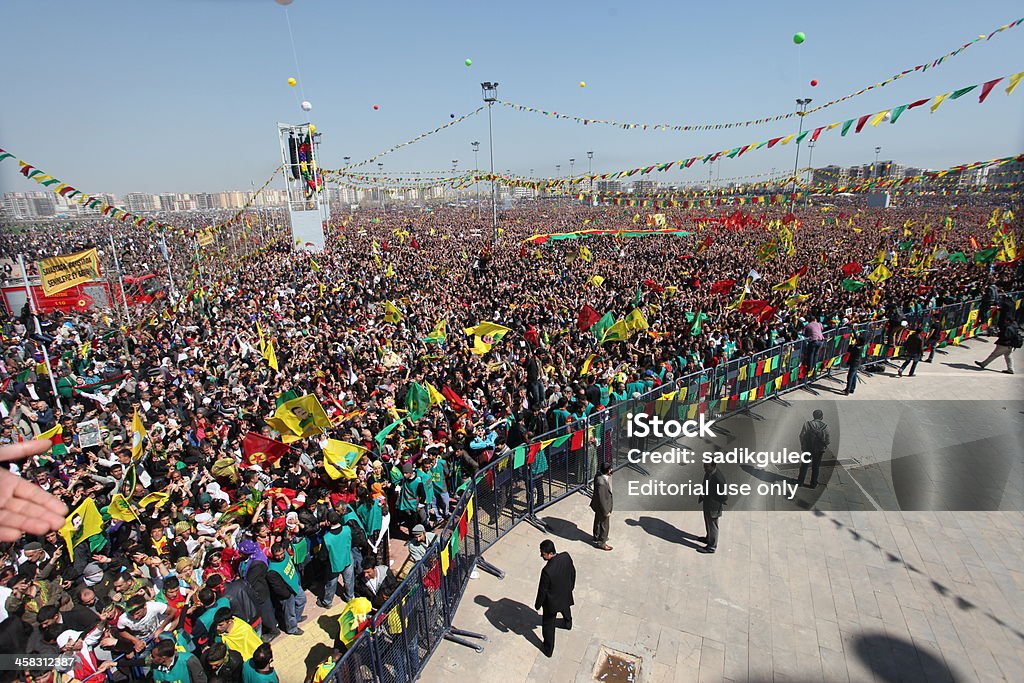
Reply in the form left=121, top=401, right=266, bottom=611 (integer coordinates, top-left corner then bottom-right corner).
left=18, top=254, right=63, bottom=414
left=109, top=235, right=133, bottom=324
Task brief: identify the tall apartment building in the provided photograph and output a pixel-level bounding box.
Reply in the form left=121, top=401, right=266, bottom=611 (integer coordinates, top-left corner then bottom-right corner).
left=125, top=193, right=160, bottom=212
left=632, top=180, right=657, bottom=195
left=596, top=180, right=623, bottom=194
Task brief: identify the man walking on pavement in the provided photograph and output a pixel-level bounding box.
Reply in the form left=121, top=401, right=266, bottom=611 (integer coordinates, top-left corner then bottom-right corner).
left=797, top=409, right=831, bottom=488
left=975, top=315, right=1021, bottom=375
left=590, top=463, right=613, bottom=551
left=535, top=539, right=575, bottom=658
left=697, top=462, right=728, bottom=554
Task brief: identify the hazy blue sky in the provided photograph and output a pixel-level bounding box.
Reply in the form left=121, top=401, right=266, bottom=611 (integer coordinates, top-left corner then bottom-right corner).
left=1, top=0, right=1022, bottom=195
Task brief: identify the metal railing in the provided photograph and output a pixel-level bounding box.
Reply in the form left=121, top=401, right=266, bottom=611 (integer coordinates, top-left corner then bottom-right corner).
left=324, top=291, right=1019, bottom=682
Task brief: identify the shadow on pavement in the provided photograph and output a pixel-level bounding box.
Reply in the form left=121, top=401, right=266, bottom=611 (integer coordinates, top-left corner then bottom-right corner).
left=541, top=516, right=593, bottom=544
left=624, top=516, right=704, bottom=550
left=853, top=632, right=962, bottom=683
left=474, top=595, right=545, bottom=652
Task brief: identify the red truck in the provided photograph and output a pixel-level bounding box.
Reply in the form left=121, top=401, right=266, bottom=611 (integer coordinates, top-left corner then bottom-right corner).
left=1, top=273, right=165, bottom=316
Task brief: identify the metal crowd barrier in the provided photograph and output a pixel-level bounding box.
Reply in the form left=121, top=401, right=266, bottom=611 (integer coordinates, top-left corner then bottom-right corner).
left=324, top=291, right=1020, bottom=682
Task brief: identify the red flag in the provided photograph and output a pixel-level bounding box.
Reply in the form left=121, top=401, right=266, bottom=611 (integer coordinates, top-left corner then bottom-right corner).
left=643, top=279, right=664, bottom=293
left=738, top=300, right=772, bottom=316
left=792, top=265, right=809, bottom=278
left=381, top=240, right=389, bottom=251
left=978, top=77, right=1003, bottom=103
left=756, top=305, right=777, bottom=323
left=458, top=512, right=469, bottom=540
left=577, top=304, right=601, bottom=332
left=841, top=261, right=862, bottom=277
left=527, top=442, right=541, bottom=465
left=697, top=235, right=714, bottom=253
left=524, top=325, right=540, bottom=347
left=709, top=279, right=736, bottom=295
left=242, top=432, right=289, bottom=467
left=570, top=429, right=585, bottom=451
left=441, top=385, right=472, bottom=413
left=410, top=236, right=421, bottom=250
left=781, top=212, right=797, bottom=225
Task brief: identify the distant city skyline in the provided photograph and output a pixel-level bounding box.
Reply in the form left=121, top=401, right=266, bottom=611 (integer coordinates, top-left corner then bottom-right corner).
left=5, top=153, right=1014, bottom=221
left=1, top=2, right=1022, bottom=197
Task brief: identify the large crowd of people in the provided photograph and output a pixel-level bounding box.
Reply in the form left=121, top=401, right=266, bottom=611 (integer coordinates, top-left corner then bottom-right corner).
left=0, top=196, right=1019, bottom=682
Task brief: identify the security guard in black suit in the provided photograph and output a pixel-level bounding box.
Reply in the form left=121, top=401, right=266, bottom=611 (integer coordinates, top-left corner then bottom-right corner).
left=535, top=539, right=576, bottom=657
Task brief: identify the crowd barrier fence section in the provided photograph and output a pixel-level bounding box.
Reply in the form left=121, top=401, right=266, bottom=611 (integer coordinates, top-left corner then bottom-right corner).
left=324, top=292, right=1020, bottom=682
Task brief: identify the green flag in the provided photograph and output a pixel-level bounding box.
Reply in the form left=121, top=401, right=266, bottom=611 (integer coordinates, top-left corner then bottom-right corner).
left=948, top=251, right=969, bottom=263
left=405, top=383, right=430, bottom=422
left=591, top=312, right=615, bottom=343
left=685, top=310, right=709, bottom=336
left=512, top=445, right=526, bottom=469
left=374, top=418, right=405, bottom=448
left=275, top=390, right=301, bottom=408
left=841, top=279, right=867, bottom=292
left=973, top=247, right=998, bottom=264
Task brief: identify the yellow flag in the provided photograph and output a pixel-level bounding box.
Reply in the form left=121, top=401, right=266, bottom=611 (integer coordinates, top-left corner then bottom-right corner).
left=772, top=273, right=800, bottom=291
left=323, top=440, right=367, bottom=480
left=867, top=264, right=892, bottom=284
left=426, top=381, right=446, bottom=405
left=107, top=494, right=138, bottom=522
left=59, top=499, right=104, bottom=552
left=471, top=335, right=493, bottom=355
left=138, top=491, right=170, bottom=509
left=1005, top=71, right=1023, bottom=96
left=263, top=339, right=279, bottom=371
left=463, top=321, right=511, bottom=341
left=383, top=300, right=403, bottom=323
left=930, top=93, right=950, bottom=113
left=588, top=275, right=605, bottom=287
left=37, top=423, right=62, bottom=443
left=579, top=246, right=593, bottom=262
left=623, top=308, right=649, bottom=333
left=267, top=394, right=332, bottom=443
left=131, top=408, right=147, bottom=460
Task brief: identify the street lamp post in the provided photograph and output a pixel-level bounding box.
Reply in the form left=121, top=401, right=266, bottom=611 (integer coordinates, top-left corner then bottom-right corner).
left=790, top=98, right=812, bottom=202
left=806, top=140, right=816, bottom=186
left=377, top=162, right=385, bottom=213
left=587, top=151, right=594, bottom=196
left=874, top=146, right=882, bottom=179
left=481, top=82, right=499, bottom=244
left=343, top=156, right=351, bottom=210
left=471, top=141, right=481, bottom=219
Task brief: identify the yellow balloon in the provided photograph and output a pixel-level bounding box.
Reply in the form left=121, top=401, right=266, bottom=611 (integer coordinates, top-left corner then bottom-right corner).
left=308, top=124, right=316, bottom=134
left=579, top=81, right=586, bottom=88
left=287, top=77, right=297, bottom=87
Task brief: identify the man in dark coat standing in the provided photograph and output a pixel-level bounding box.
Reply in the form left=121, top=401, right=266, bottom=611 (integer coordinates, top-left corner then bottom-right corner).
left=590, top=463, right=613, bottom=551
left=535, top=539, right=575, bottom=657
left=697, top=462, right=728, bottom=554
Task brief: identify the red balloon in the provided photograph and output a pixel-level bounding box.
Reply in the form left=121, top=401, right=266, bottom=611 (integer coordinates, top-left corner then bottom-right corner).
left=810, top=79, right=818, bottom=87
left=373, top=104, right=380, bottom=110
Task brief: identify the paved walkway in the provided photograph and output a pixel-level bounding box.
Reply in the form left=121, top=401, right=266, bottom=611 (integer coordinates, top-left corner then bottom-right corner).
left=427, top=338, right=1024, bottom=682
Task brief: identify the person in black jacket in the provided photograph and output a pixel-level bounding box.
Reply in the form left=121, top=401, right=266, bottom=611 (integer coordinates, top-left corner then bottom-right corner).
left=975, top=319, right=1020, bottom=374
left=590, top=463, right=613, bottom=551
left=534, top=540, right=575, bottom=658
left=200, top=641, right=244, bottom=683
left=844, top=334, right=865, bottom=395
left=697, top=462, right=729, bottom=554
left=898, top=330, right=924, bottom=377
